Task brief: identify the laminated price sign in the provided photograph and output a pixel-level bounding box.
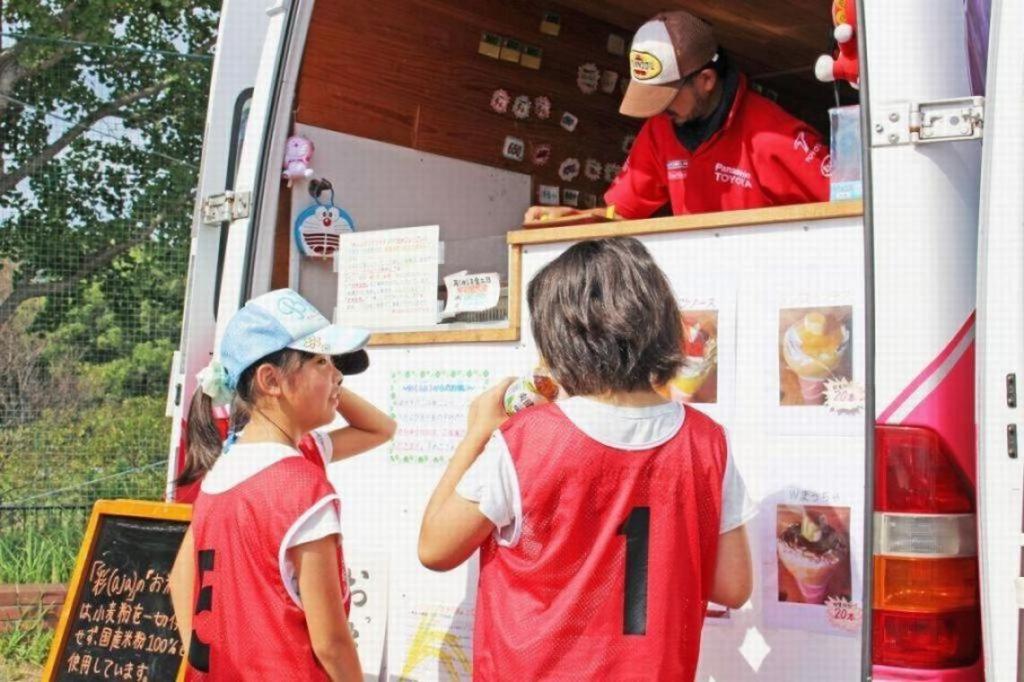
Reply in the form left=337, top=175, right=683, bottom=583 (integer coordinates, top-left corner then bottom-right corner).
left=440, top=271, right=500, bottom=319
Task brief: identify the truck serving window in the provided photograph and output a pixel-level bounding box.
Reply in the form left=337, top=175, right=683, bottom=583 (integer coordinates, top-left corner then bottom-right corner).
left=265, top=1, right=859, bottom=344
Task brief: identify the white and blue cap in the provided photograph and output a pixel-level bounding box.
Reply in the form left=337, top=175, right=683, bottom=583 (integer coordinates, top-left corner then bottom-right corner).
left=198, top=289, right=369, bottom=405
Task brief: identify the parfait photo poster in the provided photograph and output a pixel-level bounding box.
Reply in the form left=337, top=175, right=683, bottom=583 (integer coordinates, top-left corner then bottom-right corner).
left=764, top=274, right=865, bottom=435
left=664, top=281, right=737, bottom=422
left=761, top=488, right=863, bottom=636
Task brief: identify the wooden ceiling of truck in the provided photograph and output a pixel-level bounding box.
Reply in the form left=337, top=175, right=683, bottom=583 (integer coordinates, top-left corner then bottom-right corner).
left=556, top=0, right=845, bottom=130
left=556, top=0, right=834, bottom=79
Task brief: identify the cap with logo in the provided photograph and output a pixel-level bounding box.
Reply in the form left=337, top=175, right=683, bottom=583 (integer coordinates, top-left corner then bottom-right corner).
left=220, top=288, right=370, bottom=389
left=621, top=11, right=719, bottom=119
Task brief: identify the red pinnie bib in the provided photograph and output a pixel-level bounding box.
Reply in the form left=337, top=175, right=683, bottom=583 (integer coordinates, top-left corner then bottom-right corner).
left=473, top=404, right=729, bottom=680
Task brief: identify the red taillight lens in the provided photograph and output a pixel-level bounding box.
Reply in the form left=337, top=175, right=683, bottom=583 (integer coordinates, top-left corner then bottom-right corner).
left=873, top=609, right=981, bottom=669
left=875, top=426, right=973, bottom=513
left=873, top=425, right=980, bottom=671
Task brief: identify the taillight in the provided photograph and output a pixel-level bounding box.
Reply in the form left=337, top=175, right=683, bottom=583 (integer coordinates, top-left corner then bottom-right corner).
left=872, top=425, right=980, bottom=670
left=875, top=426, right=973, bottom=513
left=873, top=609, right=982, bottom=669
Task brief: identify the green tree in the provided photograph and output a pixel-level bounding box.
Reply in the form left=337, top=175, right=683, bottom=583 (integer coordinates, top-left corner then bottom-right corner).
left=0, top=0, right=217, bottom=329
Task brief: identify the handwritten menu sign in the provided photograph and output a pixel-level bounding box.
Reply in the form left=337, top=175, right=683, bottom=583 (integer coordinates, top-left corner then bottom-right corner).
left=389, top=369, right=491, bottom=465
left=335, top=225, right=440, bottom=329
left=44, top=500, right=191, bottom=682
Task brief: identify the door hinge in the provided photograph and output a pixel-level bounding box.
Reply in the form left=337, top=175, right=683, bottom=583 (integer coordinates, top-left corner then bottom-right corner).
left=872, top=97, right=984, bottom=147
left=201, top=190, right=251, bottom=225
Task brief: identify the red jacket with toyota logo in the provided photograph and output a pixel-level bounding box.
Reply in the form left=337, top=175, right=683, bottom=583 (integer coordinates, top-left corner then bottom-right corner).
left=605, top=75, right=830, bottom=218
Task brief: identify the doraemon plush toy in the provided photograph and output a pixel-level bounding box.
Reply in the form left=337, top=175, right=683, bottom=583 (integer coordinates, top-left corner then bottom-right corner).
left=282, top=135, right=315, bottom=186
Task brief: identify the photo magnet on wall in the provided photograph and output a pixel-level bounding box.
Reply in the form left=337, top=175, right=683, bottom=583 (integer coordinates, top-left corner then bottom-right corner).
left=559, top=157, right=581, bottom=182
left=600, top=70, right=620, bottom=94
left=538, top=184, right=560, bottom=205
left=577, top=63, right=601, bottom=94
left=521, top=45, right=543, bottom=70
left=560, top=111, right=578, bottom=132
left=479, top=32, right=502, bottom=59
left=607, top=34, right=626, bottom=56
left=531, top=143, right=552, bottom=166
left=540, top=11, right=561, bottom=36
left=562, top=188, right=580, bottom=207
left=502, top=136, right=525, bottom=162
left=490, top=89, right=511, bottom=114
left=533, top=96, right=552, bottom=120
left=512, top=95, right=532, bottom=120
left=500, top=37, right=523, bottom=63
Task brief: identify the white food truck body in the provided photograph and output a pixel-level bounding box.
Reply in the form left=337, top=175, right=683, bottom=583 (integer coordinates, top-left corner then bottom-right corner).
left=166, top=0, right=1021, bottom=679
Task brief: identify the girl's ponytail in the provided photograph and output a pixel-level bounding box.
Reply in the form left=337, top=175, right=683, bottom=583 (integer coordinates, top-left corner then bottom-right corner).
left=176, top=359, right=235, bottom=487
left=176, top=387, right=224, bottom=486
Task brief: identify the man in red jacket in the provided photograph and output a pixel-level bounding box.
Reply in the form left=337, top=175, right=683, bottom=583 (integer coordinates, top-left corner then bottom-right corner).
left=526, top=10, right=830, bottom=222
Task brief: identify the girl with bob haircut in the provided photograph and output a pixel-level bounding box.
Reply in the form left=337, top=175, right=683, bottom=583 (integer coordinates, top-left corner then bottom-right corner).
left=169, top=288, right=394, bottom=681
left=419, top=237, right=755, bottom=680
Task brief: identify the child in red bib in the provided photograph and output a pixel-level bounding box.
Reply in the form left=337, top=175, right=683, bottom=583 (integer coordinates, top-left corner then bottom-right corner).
left=419, top=238, right=755, bottom=680
left=168, top=289, right=394, bottom=681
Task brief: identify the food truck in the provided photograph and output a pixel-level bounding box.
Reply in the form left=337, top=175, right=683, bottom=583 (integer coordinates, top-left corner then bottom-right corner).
left=164, top=0, right=1020, bottom=678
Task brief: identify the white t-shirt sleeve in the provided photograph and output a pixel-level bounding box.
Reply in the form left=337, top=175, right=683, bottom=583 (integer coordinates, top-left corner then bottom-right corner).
left=280, top=495, right=343, bottom=607
left=309, top=429, right=333, bottom=467
left=455, top=431, right=523, bottom=547
left=719, top=427, right=758, bottom=533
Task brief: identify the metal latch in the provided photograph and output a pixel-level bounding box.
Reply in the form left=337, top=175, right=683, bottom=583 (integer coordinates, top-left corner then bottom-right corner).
left=872, top=97, right=984, bottom=147
left=912, top=97, right=984, bottom=142
left=201, top=190, right=251, bottom=225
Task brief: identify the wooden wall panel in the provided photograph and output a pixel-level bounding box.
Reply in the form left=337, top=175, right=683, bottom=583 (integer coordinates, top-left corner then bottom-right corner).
left=296, top=0, right=644, bottom=206
left=295, top=0, right=846, bottom=207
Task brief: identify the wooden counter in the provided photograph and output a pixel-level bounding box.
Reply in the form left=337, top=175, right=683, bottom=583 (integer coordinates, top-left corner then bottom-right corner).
left=507, top=200, right=863, bottom=245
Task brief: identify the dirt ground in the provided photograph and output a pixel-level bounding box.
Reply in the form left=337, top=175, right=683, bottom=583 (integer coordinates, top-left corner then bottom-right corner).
left=0, top=661, right=43, bottom=681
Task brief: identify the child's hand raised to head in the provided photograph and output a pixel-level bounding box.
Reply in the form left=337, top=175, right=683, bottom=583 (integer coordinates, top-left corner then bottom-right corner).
left=466, top=377, right=517, bottom=442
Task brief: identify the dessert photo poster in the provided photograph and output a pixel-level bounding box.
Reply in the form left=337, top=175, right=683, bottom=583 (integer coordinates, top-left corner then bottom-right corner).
left=666, top=281, right=738, bottom=423
left=764, top=273, right=865, bottom=436
left=761, top=488, right=864, bottom=636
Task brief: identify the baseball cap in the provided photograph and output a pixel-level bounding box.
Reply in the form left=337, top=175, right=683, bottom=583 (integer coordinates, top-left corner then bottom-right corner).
left=220, top=288, right=370, bottom=389
left=620, top=11, right=719, bottom=118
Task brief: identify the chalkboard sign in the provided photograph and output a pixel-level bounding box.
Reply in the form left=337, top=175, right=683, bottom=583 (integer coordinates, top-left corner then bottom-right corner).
left=43, top=500, right=191, bottom=682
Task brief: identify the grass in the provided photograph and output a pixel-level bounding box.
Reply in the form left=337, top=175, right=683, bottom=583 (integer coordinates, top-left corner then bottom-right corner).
left=0, top=513, right=85, bottom=585
left=0, top=515, right=86, bottom=671
left=0, top=396, right=171, bottom=671
left=0, top=608, right=55, bottom=673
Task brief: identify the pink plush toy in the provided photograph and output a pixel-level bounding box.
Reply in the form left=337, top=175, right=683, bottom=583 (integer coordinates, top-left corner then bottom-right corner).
left=814, top=0, right=859, bottom=88
left=282, top=135, right=314, bottom=186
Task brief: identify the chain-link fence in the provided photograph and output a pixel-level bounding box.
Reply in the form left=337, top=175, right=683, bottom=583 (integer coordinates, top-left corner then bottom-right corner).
left=0, top=15, right=214, bottom=525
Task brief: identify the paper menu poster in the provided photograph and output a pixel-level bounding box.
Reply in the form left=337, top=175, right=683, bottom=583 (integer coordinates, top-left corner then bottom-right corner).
left=335, top=225, right=440, bottom=329
left=388, top=369, right=491, bottom=465
left=345, top=553, right=388, bottom=676
left=388, top=601, right=474, bottom=681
